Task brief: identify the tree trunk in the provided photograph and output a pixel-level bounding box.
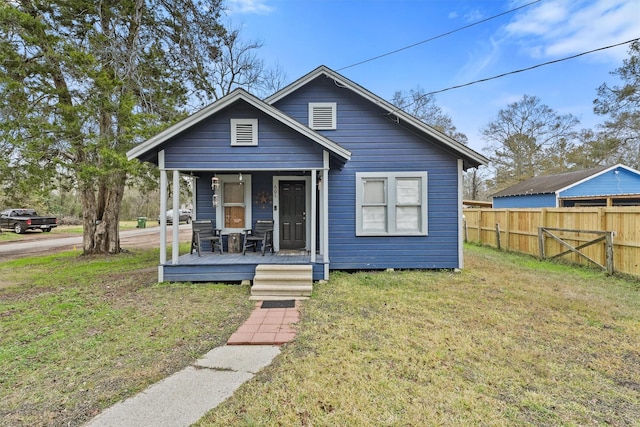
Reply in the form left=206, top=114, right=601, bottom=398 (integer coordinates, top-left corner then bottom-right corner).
left=81, top=171, right=126, bottom=254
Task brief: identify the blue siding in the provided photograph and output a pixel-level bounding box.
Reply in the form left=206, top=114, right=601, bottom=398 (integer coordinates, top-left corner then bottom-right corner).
left=163, top=102, right=324, bottom=170
left=560, top=167, right=640, bottom=197
left=492, top=193, right=557, bottom=208
left=274, top=75, right=463, bottom=270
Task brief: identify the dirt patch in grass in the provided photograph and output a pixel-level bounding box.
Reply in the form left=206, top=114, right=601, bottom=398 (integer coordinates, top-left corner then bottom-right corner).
left=197, top=245, right=640, bottom=426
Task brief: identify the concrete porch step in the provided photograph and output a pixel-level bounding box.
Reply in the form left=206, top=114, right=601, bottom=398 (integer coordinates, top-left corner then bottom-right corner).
left=250, top=264, right=313, bottom=300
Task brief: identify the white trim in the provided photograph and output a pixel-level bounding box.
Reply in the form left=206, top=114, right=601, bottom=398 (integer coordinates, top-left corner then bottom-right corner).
left=323, top=151, right=330, bottom=280
left=191, top=175, right=197, bottom=221
left=457, top=159, right=464, bottom=269
left=310, top=169, right=317, bottom=263
left=309, top=102, right=336, bottom=130
left=167, top=167, right=328, bottom=172
left=272, top=175, right=312, bottom=252
left=231, top=118, right=258, bottom=146
left=158, top=266, right=164, bottom=283
left=172, top=170, right=180, bottom=264
left=355, top=171, right=428, bottom=236
left=159, top=155, right=167, bottom=266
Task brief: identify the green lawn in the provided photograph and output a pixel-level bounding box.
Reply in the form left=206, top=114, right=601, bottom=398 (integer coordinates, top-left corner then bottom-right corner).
left=197, top=245, right=640, bottom=426
left=0, top=246, right=254, bottom=426
left=1, top=245, right=639, bottom=426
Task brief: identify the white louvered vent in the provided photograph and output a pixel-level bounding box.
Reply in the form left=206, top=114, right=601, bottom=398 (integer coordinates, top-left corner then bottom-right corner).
left=231, top=118, right=258, bottom=146
left=309, top=102, right=336, bottom=130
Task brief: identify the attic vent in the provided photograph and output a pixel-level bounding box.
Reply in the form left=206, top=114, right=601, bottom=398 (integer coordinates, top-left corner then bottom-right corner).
left=309, top=102, right=336, bottom=130
left=231, top=118, right=258, bottom=146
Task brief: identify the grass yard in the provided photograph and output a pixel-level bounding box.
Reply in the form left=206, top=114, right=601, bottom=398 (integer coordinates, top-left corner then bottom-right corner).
left=1, top=245, right=639, bottom=426
left=197, top=245, right=640, bottom=426
left=0, top=220, right=142, bottom=242
left=0, top=247, right=254, bottom=427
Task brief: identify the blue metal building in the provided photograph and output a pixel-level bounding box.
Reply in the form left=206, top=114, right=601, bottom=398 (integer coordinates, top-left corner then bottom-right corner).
left=492, top=164, right=640, bottom=208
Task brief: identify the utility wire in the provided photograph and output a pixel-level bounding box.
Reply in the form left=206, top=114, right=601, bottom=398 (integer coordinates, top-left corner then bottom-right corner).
left=337, top=0, right=541, bottom=72
left=424, top=37, right=640, bottom=96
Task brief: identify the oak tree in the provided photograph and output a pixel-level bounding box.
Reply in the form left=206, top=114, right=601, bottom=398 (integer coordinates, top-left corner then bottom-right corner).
left=481, top=95, right=579, bottom=189
left=593, top=41, right=640, bottom=168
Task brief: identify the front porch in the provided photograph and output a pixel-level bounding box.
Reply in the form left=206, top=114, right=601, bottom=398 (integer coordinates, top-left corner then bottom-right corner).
left=161, top=250, right=327, bottom=282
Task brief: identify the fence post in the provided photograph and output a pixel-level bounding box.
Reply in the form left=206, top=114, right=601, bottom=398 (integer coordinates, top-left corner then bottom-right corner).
left=504, top=210, right=511, bottom=251
left=463, top=217, right=468, bottom=243
left=538, top=227, right=545, bottom=259
left=605, top=231, right=614, bottom=275
left=496, top=223, right=502, bottom=250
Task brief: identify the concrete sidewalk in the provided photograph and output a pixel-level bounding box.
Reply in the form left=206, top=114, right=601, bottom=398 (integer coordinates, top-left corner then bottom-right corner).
left=84, top=345, right=280, bottom=427
left=85, top=300, right=301, bottom=426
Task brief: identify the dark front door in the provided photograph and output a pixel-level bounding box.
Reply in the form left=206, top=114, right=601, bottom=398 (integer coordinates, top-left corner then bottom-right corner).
left=279, top=181, right=306, bottom=250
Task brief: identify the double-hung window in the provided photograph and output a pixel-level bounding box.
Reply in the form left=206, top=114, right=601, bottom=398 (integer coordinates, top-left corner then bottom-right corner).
left=356, top=172, right=427, bottom=236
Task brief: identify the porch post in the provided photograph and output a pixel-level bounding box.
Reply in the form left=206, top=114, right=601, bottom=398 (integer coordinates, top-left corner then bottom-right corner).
left=172, top=170, right=180, bottom=264
left=322, top=151, right=330, bottom=280
left=159, top=151, right=167, bottom=266
left=310, top=169, right=317, bottom=263
left=191, top=174, right=197, bottom=218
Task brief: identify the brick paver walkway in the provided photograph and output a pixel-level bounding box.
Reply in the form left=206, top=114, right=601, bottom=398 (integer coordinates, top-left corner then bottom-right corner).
left=227, top=301, right=301, bottom=345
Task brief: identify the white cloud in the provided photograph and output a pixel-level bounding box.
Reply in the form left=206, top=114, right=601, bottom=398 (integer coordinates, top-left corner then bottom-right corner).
left=505, top=0, right=640, bottom=62
left=227, top=0, right=273, bottom=14
left=464, top=9, right=485, bottom=23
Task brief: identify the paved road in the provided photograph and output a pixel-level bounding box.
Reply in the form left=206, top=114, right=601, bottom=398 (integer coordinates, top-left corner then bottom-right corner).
left=0, top=224, right=192, bottom=261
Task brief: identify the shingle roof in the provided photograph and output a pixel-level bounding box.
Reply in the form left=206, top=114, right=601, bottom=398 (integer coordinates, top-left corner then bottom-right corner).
left=492, top=165, right=609, bottom=198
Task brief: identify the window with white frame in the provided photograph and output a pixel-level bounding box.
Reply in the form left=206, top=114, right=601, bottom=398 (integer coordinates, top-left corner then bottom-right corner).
left=231, top=118, right=258, bottom=146
left=308, top=102, right=336, bottom=130
left=355, top=172, right=427, bottom=236
left=216, top=174, right=252, bottom=232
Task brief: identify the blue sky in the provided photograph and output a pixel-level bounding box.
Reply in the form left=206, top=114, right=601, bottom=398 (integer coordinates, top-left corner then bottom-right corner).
left=225, top=0, right=640, bottom=153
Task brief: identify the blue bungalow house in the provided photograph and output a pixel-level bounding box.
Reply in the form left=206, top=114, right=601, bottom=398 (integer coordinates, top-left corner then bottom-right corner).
left=127, top=66, right=488, bottom=285
left=492, top=164, right=640, bottom=208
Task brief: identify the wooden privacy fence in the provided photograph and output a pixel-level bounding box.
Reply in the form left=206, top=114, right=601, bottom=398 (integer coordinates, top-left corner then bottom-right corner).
left=463, top=207, right=640, bottom=277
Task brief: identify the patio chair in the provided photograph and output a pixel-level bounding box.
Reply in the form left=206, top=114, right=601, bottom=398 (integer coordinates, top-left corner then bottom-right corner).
left=242, top=220, right=274, bottom=255
left=190, top=220, right=223, bottom=256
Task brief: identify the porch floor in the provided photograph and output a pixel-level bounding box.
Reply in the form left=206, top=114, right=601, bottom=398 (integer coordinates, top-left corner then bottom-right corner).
left=162, top=250, right=326, bottom=282
left=175, top=250, right=321, bottom=265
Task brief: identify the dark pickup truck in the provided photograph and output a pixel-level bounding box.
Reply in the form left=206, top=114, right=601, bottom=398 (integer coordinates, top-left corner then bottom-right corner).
left=0, top=209, right=58, bottom=234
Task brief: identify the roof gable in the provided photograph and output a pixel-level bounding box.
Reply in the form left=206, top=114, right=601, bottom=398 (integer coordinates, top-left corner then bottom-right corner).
left=266, top=65, right=488, bottom=170
left=127, top=88, right=351, bottom=162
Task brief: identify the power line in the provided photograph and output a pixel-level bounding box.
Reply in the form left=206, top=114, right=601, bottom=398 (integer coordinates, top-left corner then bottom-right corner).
left=424, top=37, right=640, bottom=96
left=337, top=0, right=542, bottom=72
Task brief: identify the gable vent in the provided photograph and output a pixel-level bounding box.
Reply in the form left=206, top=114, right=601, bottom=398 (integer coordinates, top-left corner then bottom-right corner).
left=309, top=102, right=336, bottom=130
left=231, top=118, right=258, bottom=146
